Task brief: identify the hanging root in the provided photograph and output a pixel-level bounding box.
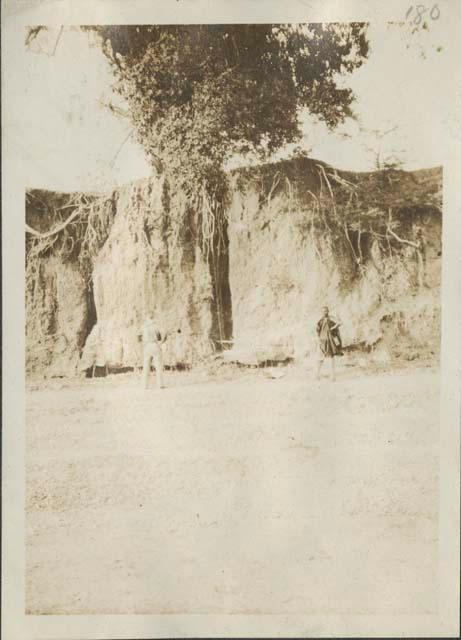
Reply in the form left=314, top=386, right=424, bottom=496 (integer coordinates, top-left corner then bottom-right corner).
left=26, top=190, right=117, bottom=302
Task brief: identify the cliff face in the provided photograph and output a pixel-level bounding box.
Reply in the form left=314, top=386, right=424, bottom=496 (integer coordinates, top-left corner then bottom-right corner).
left=26, top=255, right=90, bottom=374
left=26, top=190, right=99, bottom=376
left=25, top=157, right=442, bottom=377
left=86, top=177, right=221, bottom=370
left=26, top=175, right=233, bottom=375
left=226, top=158, right=442, bottom=364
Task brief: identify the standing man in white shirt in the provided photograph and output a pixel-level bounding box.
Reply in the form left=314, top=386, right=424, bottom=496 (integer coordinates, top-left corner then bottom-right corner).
left=140, top=314, right=166, bottom=390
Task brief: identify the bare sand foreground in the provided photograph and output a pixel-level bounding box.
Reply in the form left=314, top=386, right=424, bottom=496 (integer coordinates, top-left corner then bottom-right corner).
left=26, top=363, right=439, bottom=615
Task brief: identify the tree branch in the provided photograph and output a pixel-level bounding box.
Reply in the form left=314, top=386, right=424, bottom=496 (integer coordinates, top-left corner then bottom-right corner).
left=25, top=26, right=46, bottom=47
left=386, top=225, right=419, bottom=249
left=26, top=207, right=84, bottom=239
left=110, top=129, right=134, bottom=168
left=51, top=26, right=64, bottom=56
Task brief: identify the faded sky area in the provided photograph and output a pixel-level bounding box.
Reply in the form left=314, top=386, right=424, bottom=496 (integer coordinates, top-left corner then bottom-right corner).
left=20, top=20, right=456, bottom=192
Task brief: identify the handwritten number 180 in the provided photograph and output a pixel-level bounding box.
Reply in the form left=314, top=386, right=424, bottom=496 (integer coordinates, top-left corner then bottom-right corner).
left=406, top=4, right=440, bottom=24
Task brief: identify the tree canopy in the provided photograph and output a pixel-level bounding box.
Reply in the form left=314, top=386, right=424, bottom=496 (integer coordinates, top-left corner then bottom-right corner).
left=87, top=24, right=369, bottom=189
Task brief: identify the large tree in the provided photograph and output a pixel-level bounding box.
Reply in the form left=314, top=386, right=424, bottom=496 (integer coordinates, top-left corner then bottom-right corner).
left=25, top=23, right=370, bottom=264
left=87, top=24, right=369, bottom=190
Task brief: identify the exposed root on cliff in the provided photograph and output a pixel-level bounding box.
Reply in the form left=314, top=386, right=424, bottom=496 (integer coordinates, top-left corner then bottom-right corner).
left=26, top=191, right=116, bottom=278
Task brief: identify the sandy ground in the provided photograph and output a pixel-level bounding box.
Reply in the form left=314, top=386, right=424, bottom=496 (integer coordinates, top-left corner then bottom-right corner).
left=26, top=361, right=440, bottom=615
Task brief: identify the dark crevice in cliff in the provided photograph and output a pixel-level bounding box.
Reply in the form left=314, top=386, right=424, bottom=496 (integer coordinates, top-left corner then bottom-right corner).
left=209, top=220, right=233, bottom=351
left=80, top=278, right=97, bottom=355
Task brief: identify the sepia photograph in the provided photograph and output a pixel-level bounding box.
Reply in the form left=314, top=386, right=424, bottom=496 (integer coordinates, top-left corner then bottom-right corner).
left=2, top=2, right=460, bottom=637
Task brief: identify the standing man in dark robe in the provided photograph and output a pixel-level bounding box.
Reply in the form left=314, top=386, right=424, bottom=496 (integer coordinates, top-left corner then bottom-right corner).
left=316, top=306, right=342, bottom=382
